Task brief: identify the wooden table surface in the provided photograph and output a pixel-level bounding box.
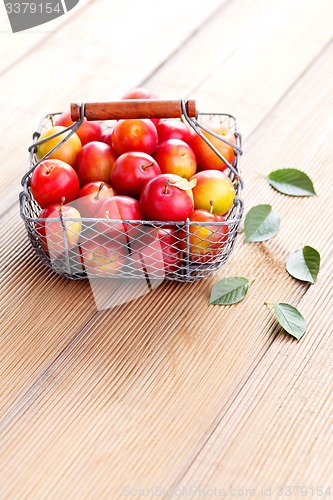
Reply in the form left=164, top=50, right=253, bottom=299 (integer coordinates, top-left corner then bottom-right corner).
left=1, top=0, right=333, bottom=498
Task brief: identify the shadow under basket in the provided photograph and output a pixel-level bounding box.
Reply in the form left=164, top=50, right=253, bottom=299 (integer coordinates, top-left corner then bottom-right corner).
left=20, top=99, right=244, bottom=283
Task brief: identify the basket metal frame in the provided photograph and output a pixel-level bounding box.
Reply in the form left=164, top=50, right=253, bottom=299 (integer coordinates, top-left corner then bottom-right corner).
left=20, top=101, right=244, bottom=283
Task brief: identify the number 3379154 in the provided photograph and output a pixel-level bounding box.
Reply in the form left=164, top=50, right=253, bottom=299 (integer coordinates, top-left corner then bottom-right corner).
left=5, top=3, right=62, bottom=15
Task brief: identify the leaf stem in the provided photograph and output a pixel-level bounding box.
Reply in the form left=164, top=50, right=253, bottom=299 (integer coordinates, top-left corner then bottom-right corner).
left=255, top=170, right=267, bottom=179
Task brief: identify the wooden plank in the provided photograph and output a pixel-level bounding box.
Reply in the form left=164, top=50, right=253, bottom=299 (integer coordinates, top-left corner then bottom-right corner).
left=0, top=207, right=96, bottom=414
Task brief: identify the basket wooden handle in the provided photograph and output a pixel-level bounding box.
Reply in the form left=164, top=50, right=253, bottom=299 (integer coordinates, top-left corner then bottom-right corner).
left=70, top=99, right=197, bottom=121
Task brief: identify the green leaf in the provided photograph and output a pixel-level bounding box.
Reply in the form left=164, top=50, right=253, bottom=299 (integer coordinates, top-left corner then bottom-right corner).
left=286, top=246, right=321, bottom=283
left=270, top=303, right=307, bottom=340
left=173, top=178, right=197, bottom=190
left=209, top=277, right=249, bottom=305
left=267, top=168, right=316, bottom=196
left=244, top=204, right=280, bottom=242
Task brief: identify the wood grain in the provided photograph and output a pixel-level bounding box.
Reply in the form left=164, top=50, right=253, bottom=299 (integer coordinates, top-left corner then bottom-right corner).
left=70, top=99, right=197, bottom=121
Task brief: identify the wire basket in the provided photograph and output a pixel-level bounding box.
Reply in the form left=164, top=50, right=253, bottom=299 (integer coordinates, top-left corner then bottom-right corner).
left=20, top=99, right=244, bottom=283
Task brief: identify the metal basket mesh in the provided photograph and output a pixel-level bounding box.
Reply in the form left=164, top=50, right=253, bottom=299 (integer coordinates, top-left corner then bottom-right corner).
left=20, top=110, right=243, bottom=282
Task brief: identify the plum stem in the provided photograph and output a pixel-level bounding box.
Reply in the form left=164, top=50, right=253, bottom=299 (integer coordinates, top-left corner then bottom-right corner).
left=50, top=115, right=55, bottom=127
left=95, top=182, right=104, bottom=201
left=58, top=197, right=65, bottom=213
left=141, top=161, right=155, bottom=171
left=42, top=162, right=50, bottom=174
left=209, top=200, right=214, bottom=214
left=164, top=179, right=171, bottom=195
